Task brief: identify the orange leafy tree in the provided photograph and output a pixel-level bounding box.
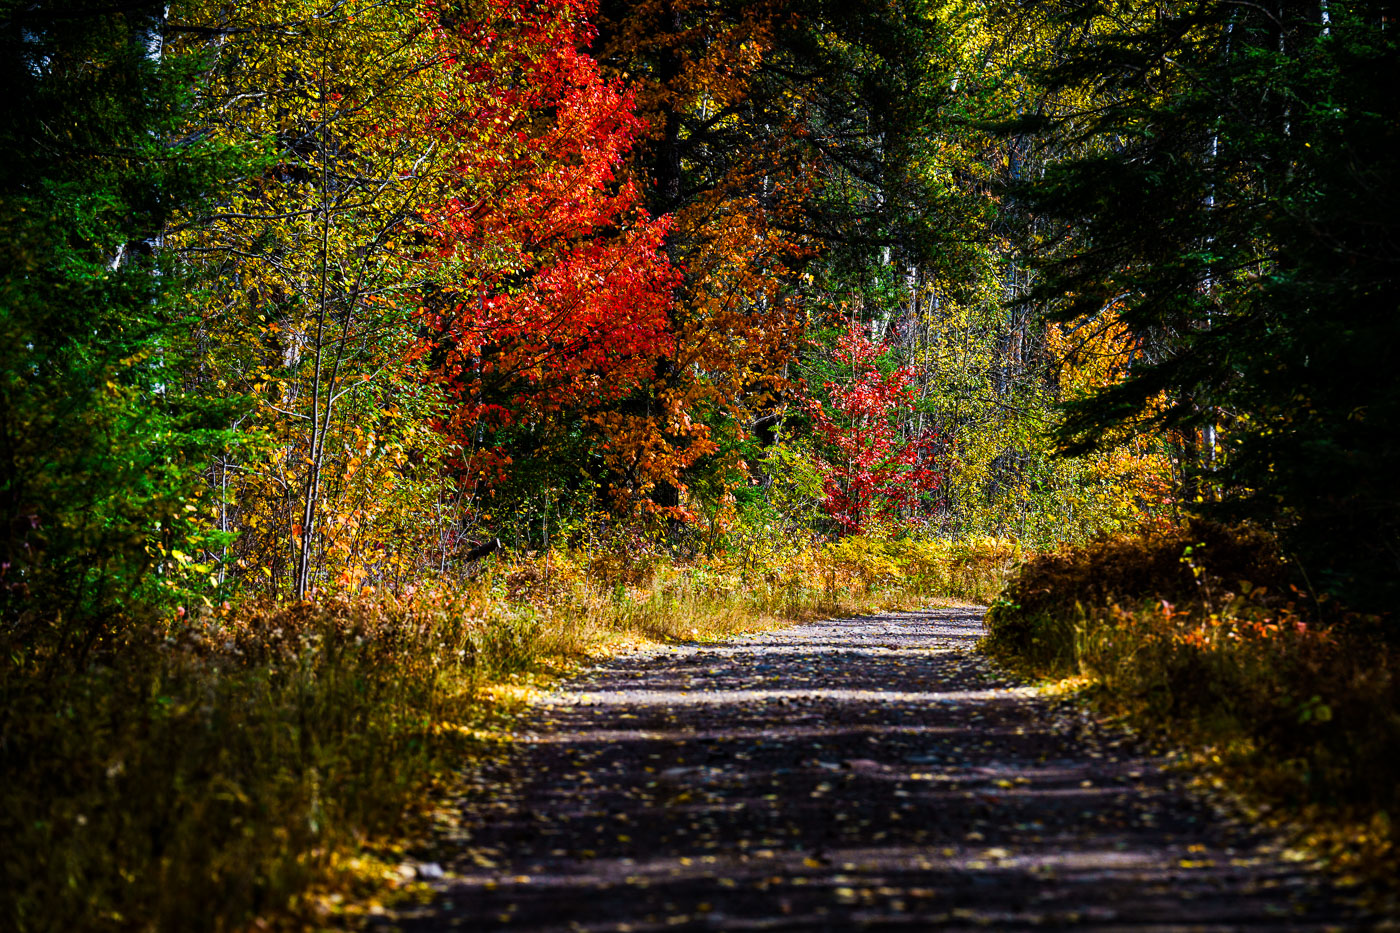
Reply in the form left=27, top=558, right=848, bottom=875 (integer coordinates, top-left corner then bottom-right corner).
left=588, top=0, right=820, bottom=521
left=1043, top=304, right=1178, bottom=533
left=589, top=0, right=989, bottom=528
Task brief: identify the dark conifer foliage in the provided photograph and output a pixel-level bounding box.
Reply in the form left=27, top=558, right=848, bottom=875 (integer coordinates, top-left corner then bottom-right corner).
left=0, top=1, right=244, bottom=660
left=1017, top=0, right=1400, bottom=608
left=595, top=0, right=991, bottom=276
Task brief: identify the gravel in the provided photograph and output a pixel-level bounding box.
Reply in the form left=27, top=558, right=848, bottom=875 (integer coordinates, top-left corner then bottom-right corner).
left=382, top=606, right=1363, bottom=931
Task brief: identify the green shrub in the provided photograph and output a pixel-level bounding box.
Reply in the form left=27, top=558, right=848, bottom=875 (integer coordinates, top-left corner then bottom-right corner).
left=0, top=595, right=504, bottom=932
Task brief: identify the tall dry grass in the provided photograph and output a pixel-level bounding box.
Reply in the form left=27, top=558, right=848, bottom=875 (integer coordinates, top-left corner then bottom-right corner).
left=1, top=535, right=1016, bottom=931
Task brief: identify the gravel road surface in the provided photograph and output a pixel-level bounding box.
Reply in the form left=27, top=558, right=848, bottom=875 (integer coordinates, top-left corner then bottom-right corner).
left=384, top=606, right=1361, bottom=931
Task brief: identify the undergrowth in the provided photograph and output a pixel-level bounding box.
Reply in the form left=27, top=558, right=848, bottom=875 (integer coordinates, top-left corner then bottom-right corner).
left=984, top=519, right=1399, bottom=892
left=1, top=534, right=1015, bottom=931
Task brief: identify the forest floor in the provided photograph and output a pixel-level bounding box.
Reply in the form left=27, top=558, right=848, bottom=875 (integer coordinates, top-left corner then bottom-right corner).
left=375, top=607, right=1366, bottom=931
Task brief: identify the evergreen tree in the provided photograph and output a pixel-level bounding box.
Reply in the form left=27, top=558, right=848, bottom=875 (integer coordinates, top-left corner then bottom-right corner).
left=589, top=0, right=998, bottom=522
left=1019, top=0, right=1400, bottom=609
left=0, top=1, right=244, bottom=662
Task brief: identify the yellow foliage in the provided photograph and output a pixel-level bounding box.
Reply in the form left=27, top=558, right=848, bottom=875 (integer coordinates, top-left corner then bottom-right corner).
left=169, top=0, right=469, bottom=597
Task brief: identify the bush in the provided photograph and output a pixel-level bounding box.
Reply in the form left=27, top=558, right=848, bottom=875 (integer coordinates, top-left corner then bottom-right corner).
left=0, top=595, right=497, bottom=931
left=985, top=521, right=1400, bottom=881
left=820, top=536, right=1019, bottom=605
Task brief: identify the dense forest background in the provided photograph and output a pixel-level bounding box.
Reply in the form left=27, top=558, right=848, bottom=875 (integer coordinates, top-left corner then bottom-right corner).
left=2, top=0, right=1397, bottom=927
left=8, top=0, right=1396, bottom=626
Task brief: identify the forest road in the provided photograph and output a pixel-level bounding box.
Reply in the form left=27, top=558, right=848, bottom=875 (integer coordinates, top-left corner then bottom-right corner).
left=381, top=606, right=1364, bottom=932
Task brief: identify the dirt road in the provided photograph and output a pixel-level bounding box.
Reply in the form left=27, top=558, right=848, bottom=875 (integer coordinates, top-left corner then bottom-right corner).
left=384, top=607, right=1359, bottom=931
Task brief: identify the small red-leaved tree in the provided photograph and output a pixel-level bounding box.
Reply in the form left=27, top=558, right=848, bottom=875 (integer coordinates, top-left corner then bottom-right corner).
left=807, top=322, right=947, bottom=536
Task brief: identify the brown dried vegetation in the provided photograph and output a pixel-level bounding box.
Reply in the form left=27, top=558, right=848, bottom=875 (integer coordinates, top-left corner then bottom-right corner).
left=985, top=521, right=1399, bottom=892
left=1, top=537, right=1009, bottom=930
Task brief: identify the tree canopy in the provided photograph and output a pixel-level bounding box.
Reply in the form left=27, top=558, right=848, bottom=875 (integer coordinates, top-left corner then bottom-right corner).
left=1, top=0, right=1395, bottom=633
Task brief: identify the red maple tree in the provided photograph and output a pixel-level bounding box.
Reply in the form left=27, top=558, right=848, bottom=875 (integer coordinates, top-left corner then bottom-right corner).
left=416, top=0, right=679, bottom=484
